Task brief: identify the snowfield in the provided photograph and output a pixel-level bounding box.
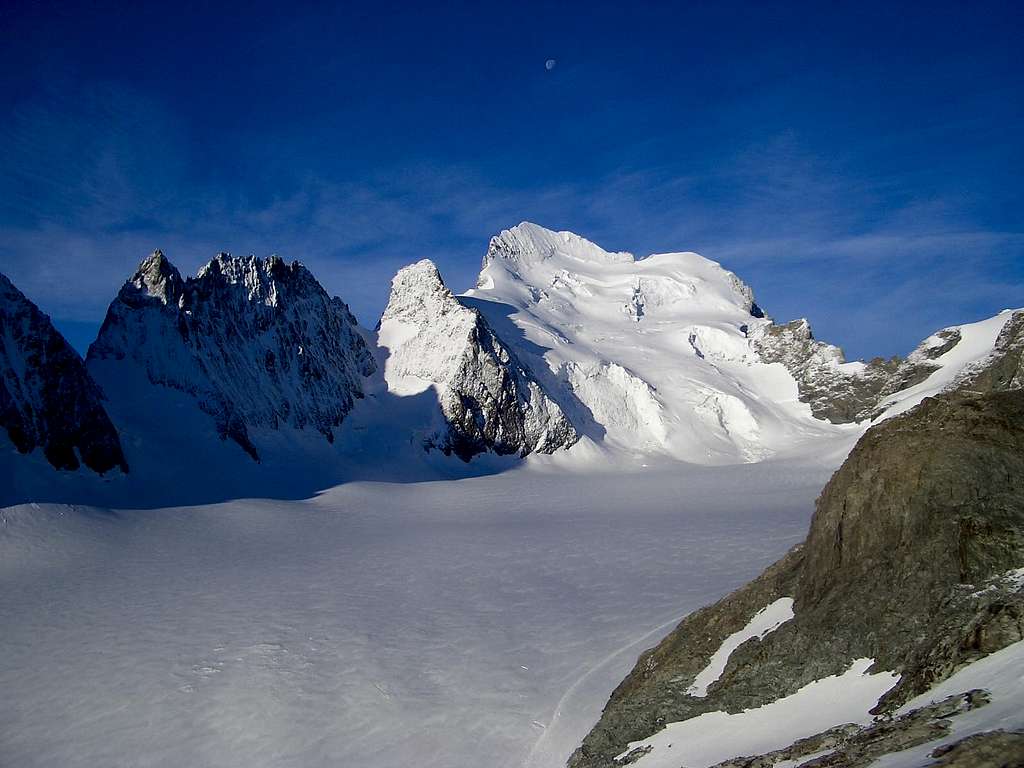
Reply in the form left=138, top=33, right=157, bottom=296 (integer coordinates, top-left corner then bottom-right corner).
left=0, top=459, right=834, bottom=768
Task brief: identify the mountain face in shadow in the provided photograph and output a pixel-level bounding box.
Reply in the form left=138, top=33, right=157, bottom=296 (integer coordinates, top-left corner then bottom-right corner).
left=87, top=250, right=376, bottom=462
left=377, top=258, right=578, bottom=460
left=0, top=271, right=126, bottom=475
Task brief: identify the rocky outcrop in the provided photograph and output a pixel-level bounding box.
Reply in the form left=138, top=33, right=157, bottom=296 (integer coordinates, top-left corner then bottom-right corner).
left=87, top=251, right=376, bottom=461
left=378, top=259, right=577, bottom=460
left=748, top=319, right=898, bottom=422
left=0, top=272, right=127, bottom=474
left=927, top=729, right=1024, bottom=767
left=750, top=311, right=1023, bottom=424
left=961, top=309, right=1024, bottom=393
left=570, top=386, right=1024, bottom=768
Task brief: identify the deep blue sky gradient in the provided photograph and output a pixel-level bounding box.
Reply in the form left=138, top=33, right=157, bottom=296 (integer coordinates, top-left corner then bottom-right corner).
left=1, top=1, right=1021, bottom=358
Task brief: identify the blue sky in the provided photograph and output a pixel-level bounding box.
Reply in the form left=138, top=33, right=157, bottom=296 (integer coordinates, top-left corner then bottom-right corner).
left=1, top=1, right=1021, bottom=359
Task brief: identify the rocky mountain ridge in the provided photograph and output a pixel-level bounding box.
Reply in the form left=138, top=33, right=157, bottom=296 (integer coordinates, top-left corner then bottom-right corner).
left=0, top=271, right=126, bottom=474
left=86, top=251, right=376, bottom=461
left=2, top=224, right=1021, bottom=481
left=749, top=317, right=985, bottom=424
left=377, top=259, right=577, bottom=460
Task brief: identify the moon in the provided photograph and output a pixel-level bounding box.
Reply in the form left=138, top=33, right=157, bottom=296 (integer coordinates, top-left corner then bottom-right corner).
left=545, top=59, right=556, bottom=71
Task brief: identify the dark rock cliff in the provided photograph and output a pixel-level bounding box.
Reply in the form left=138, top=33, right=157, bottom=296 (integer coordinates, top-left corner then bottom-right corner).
left=0, top=272, right=127, bottom=474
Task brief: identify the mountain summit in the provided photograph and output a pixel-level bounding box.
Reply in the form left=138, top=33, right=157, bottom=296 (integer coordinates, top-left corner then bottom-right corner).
left=87, top=251, right=375, bottom=461
left=466, top=223, right=839, bottom=463
left=378, top=258, right=577, bottom=460
left=466, top=222, right=1023, bottom=463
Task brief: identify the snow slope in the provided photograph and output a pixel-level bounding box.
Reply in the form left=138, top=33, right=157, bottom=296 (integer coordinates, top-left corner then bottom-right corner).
left=875, top=639, right=1024, bottom=767
left=464, top=223, right=859, bottom=464
left=0, top=459, right=831, bottom=768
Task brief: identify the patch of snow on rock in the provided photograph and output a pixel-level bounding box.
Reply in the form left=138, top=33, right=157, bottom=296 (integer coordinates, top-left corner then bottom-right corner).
left=618, top=658, right=899, bottom=768
left=687, top=597, right=795, bottom=698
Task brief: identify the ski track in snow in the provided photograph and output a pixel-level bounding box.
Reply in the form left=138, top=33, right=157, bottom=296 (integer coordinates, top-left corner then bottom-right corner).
left=524, top=608, right=690, bottom=768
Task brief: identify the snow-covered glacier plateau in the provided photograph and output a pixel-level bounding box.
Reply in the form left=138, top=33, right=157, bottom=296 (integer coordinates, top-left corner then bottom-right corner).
left=2, top=223, right=1022, bottom=768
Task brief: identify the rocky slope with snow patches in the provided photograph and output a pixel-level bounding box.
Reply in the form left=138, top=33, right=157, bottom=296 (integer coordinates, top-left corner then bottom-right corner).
left=377, top=258, right=577, bottom=460
left=872, top=308, right=1024, bottom=421
left=0, top=272, right=127, bottom=474
left=569, top=385, right=1024, bottom=768
left=750, top=310, right=1024, bottom=425
left=87, top=251, right=375, bottom=461
left=747, top=319, right=900, bottom=423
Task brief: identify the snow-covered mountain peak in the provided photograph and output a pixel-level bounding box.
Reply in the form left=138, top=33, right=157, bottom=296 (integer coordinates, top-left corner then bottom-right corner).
left=192, top=253, right=323, bottom=308
left=464, top=227, right=825, bottom=463
left=380, top=258, right=457, bottom=325
left=125, top=250, right=184, bottom=306
left=475, top=223, right=762, bottom=322
left=481, top=222, right=634, bottom=276
left=378, top=258, right=577, bottom=459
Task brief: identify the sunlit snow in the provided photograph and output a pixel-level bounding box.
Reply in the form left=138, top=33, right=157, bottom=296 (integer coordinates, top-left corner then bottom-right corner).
left=619, top=658, right=900, bottom=768
left=686, top=596, right=795, bottom=698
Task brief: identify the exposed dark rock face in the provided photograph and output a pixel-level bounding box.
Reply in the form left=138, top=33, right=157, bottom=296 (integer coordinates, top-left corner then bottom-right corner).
left=749, top=320, right=951, bottom=424
left=876, top=328, right=962, bottom=398
left=378, top=259, right=578, bottom=460
left=570, top=388, right=1024, bottom=768
left=87, top=251, right=376, bottom=461
left=0, top=272, right=127, bottom=474
left=928, top=729, right=1024, bottom=767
